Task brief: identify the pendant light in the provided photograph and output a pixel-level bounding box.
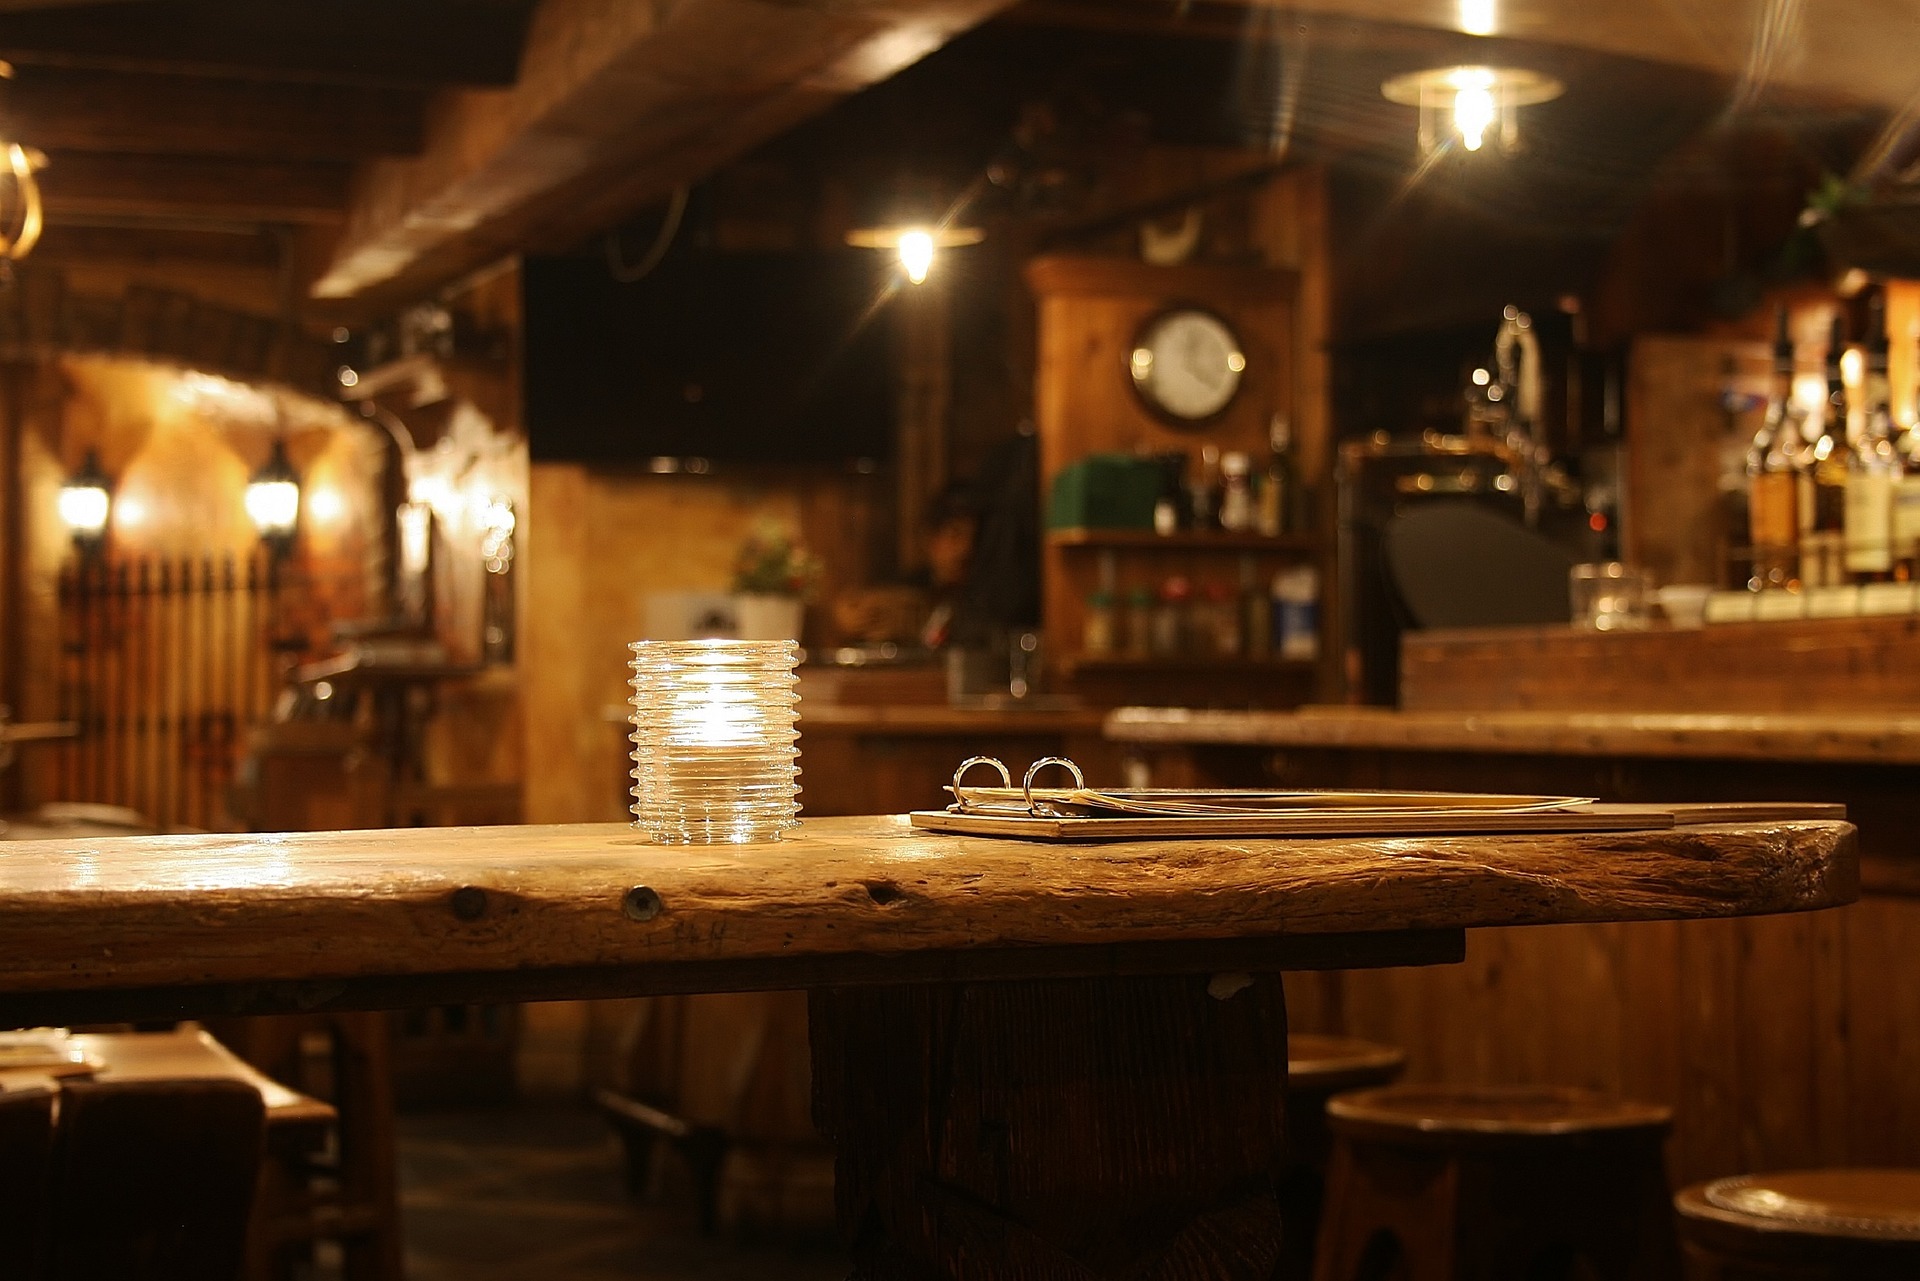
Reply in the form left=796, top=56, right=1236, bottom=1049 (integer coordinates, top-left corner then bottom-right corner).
left=1381, top=65, right=1564, bottom=157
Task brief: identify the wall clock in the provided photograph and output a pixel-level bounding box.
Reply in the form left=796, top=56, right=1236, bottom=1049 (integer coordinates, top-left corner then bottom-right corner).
left=1128, top=306, right=1246, bottom=426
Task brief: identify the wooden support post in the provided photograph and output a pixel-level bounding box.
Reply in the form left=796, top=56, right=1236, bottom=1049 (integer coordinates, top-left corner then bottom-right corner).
left=810, top=973, right=1292, bottom=1280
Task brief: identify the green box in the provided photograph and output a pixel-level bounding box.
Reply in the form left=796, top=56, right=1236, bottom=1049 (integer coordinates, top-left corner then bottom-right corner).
left=1047, top=454, right=1162, bottom=531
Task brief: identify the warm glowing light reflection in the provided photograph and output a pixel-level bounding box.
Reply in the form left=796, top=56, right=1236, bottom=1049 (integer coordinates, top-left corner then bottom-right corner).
left=307, top=485, right=345, bottom=524
left=1459, top=0, right=1496, bottom=35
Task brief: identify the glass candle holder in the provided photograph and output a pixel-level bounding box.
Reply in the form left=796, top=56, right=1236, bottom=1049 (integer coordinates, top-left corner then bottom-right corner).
left=629, top=639, right=801, bottom=844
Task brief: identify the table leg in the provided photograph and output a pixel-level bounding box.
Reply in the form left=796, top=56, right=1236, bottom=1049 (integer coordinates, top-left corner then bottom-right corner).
left=810, top=972, right=1291, bottom=1280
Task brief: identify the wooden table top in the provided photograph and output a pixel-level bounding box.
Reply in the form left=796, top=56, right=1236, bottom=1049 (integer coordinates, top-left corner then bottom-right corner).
left=0, top=814, right=1855, bottom=1025
left=1106, top=706, right=1920, bottom=766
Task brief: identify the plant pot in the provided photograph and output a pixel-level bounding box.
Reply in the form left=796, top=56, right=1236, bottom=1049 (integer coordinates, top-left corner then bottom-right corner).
left=734, top=593, right=805, bottom=641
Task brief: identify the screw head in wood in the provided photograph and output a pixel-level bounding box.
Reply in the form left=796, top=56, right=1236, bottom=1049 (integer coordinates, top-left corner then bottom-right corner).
left=624, top=886, right=663, bottom=922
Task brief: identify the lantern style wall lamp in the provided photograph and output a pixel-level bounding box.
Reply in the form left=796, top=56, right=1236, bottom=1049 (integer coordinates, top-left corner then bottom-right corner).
left=57, top=449, right=111, bottom=557
left=1381, top=65, right=1563, bottom=157
left=245, top=439, right=301, bottom=559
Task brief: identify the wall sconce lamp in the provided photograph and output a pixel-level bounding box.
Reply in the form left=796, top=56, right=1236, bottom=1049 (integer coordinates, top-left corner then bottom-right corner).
left=245, top=439, right=301, bottom=558
left=845, top=223, right=984, bottom=285
left=57, top=449, right=111, bottom=556
left=1381, top=65, right=1563, bottom=156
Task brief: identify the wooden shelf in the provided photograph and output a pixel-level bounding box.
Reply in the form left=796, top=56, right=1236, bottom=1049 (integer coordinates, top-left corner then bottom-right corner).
left=1049, top=529, right=1317, bottom=553
left=1060, top=655, right=1317, bottom=677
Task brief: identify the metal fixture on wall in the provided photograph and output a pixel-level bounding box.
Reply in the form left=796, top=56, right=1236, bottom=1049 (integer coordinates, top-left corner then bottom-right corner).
left=57, top=450, right=111, bottom=557
left=0, top=62, right=42, bottom=266
left=1380, top=65, right=1564, bottom=156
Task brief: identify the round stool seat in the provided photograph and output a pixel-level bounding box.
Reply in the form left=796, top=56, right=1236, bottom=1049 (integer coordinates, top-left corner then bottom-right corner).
left=1328, top=1084, right=1672, bottom=1147
left=1679, top=1168, right=1920, bottom=1243
left=1285, top=1033, right=1405, bottom=1092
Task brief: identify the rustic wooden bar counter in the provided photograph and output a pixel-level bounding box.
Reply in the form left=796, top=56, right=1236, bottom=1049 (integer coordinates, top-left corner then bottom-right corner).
left=0, top=816, right=1858, bottom=1279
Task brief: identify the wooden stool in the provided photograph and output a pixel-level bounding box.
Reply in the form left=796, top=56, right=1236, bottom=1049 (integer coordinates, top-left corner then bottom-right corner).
left=1312, top=1084, right=1680, bottom=1281
left=1675, top=1169, right=1920, bottom=1280
left=1279, top=1035, right=1407, bottom=1281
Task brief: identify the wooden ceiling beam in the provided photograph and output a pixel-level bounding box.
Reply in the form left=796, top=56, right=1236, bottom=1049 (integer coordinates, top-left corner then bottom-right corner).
left=0, top=0, right=534, bottom=89
left=39, top=155, right=350, bottom=226
left=7, top=68, right=426, bottom=163
left=310, top=0, right=1017, bottom=306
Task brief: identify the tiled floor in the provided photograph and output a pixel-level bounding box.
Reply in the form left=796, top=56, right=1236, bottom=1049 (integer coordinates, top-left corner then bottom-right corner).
left=398, top=1107, right=848, bottom=1281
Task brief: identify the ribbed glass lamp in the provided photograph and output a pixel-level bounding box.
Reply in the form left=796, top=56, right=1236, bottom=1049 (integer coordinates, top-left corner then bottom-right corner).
left=629, top=639, right=801, bottom=844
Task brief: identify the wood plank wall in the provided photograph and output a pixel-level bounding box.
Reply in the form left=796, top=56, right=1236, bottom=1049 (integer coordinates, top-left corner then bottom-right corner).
left=1286, top=899, right=1920, bottom=1186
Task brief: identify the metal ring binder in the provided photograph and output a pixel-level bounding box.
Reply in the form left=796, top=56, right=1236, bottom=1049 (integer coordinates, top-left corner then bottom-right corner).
left=1022, top=756, right=1085, bottom=817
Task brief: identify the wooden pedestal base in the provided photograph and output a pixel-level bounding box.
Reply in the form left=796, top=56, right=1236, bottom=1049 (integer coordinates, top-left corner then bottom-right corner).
left=810, top=973, right=1292, bottom=1280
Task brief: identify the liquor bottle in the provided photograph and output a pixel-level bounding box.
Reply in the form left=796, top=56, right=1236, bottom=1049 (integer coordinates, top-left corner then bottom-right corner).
left=1258, top=414, right=1298, bottom=537
left=1898, top=335, right=1920, bottom=581
left=1746, top=306, right=1801, bottom=591
left=1845, top=290, right=1898, bottom=582
left=1801, top=314, right=1850, bottom=588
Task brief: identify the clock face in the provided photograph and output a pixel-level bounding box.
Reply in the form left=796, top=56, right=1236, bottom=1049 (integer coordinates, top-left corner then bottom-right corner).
left=1129, top=308, right=1246, bottom=424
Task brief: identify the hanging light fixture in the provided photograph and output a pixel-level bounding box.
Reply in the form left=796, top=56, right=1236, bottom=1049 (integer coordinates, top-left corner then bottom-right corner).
left=0, top=62, right=43, bottom=264
left=1381, top=65, right=1563, bottom=157
left=57, top=449, right=111, bottom=556
left=845, top=223, right=984, bottom=285
left=245, top=439, right=301, bottom=557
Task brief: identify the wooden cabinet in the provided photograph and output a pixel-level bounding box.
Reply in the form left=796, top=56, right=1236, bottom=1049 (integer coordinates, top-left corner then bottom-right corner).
left=1026, top=254, right=1328, bottom=706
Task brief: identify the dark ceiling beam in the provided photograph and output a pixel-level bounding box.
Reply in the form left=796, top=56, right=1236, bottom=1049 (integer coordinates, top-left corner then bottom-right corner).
left=310, top=0, right=1019, bottom=307
left=0, top=0, right=533, bottom=89
left=8, top=68, right=425, bottom=162
left=39, top=154, right=350, bottom=226
left=32, top=223, right=285, bottom=269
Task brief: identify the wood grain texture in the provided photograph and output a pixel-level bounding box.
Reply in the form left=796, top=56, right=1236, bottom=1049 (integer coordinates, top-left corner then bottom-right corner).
left=1107, top=706, right=1920, bottom=765
left=0, top=816, right=1856, bottom=1005
left=1398, top=616, right=1920, bottom=714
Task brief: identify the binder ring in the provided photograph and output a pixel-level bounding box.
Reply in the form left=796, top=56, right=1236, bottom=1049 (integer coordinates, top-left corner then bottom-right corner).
left=950, top=756, right=1012, bottom=811
left=1022, top=756, right=1085, bottom=817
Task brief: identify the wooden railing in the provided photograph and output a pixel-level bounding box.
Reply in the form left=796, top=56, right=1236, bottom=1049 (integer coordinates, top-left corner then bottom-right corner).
left=52, top=555, right=317, bottom=831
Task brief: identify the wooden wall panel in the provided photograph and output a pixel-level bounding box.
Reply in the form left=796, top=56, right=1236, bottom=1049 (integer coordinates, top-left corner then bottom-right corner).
left=1286, top=898, right=1920, bottom=1186
left=1400, top=615, right=1920, bottom=713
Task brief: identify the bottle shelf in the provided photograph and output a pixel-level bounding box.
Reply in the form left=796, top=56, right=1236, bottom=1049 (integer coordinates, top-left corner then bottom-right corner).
left=1048, top=528, right=1317, bottom=553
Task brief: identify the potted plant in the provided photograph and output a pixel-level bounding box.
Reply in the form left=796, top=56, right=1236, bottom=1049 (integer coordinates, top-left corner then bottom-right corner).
left=731, top=523, right=822, bottom=640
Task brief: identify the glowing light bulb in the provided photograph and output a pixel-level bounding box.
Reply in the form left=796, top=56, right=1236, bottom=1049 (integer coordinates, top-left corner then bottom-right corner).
left=1459, top=0, right=1496, bottom=35
left=1454, top=81, right=1496, bottom=151
left=57, top=484, right=110, bottom=536
left=897, top=230, right=935, bottom=285
left=245, top=479, right=300, bottom=537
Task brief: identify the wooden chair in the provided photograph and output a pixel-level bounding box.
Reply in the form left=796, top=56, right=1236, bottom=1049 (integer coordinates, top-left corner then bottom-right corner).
left=1278, top=1034, right=1407, bottom=1281
left=48, top=1077, right=266, bottom=1281
left=1312, top=1084, right=1680, bottom=1281
left=209, top=1013, right=406, bottom=1281
left=1675, top=1168, right=1920, bottom=1280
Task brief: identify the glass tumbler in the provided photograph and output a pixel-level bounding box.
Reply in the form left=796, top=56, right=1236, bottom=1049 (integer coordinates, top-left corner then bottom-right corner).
left=1569, top=562, right=1650, bottom=631
left=629, top=639, right=801, bottom=844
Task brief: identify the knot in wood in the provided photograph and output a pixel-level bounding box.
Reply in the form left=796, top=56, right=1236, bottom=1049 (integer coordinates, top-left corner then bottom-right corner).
left=623, top=885, right=663, bottom=922
left=449, top=886, right=488, bottom=922
left=863, top=881, right=903, bottom=907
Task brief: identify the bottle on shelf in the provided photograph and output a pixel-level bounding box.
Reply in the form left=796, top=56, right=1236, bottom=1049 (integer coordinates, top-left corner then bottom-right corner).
left=1188, top=446, right=1222, bottom=532
left=1272, top=565, right=1320, bottom=661
left=1800, top=313, right=1850, bottom=589
left=1218, top=452, right=1254, bottom=532
left=1846, top=290, right=1899, bottom=583
left=1150, top=576, right=1189, bottom=657
left=1123, top=585, right=1154, bottom=658
left=1746, top=305, right=1802, bottom=592
left=1082, top=589, right=1116, bottom=656
left=1898, top=331, right=1920, bottom=581
left=1199, top=582, right=1241, bottom=657
left=1239, top=555, right=1271, bottom=658
left=1258, top=413, right=1298, bottom=537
